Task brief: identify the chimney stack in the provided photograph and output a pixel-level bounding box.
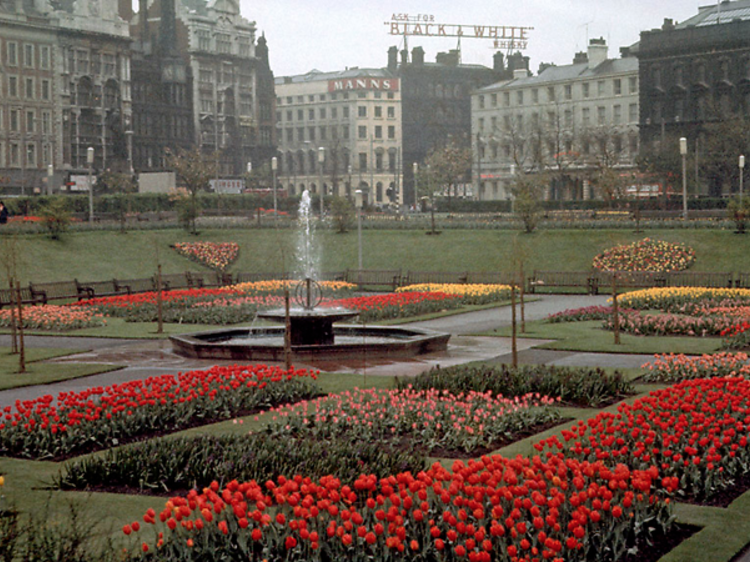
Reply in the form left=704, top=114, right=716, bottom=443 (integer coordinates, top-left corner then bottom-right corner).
left=587, top=37, right=608, bottom=68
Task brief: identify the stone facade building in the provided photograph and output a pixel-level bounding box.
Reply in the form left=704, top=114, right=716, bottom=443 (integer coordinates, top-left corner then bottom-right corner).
left=274, top=68, right=402, bottom=206
left=472, top=39, right=639, bottom=201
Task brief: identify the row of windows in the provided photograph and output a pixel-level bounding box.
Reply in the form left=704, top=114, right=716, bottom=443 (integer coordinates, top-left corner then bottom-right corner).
left=477, top=103, right=639, bottom=132
left=0, top=108, right=53, bottom=135
left=0, top=141, right=53, bottom=168
left=277, top=91, right=396, bottom=105
left=278, top=151, right=399, bottom=175
left=478, top=134, right=638, bottom=162
left=4, top=76, right=53, bottom=101
left=282, top=124, right=397, bottom=143
left=478, top=76, right=638, bottom=109
left=3, top=42, right=52, bottom=70
left=65, top=49, right=118, bottom=77
left=277, top=105, right=397, bottom=123
left=194, top=30, right=253, bottom=57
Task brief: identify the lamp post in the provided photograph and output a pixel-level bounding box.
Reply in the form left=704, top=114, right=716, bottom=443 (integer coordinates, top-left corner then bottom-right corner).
left=347, top=164, right=352, bottom=200
left=46, top=164, right=53, bottom=195
left=412, top=162, right=418, bottom=210
left=125, top=129, right=134, bottom=175
left=740, top=155, right=745, bottom=205
left=271, top=156, right=278, bottom=216
left=87, top=146, right=94, bottom=225
left=355, top=189, right=363, bottom=270
left=318, top=147, right=325, bottom=216
left=679, top=137, right=688, bottom=220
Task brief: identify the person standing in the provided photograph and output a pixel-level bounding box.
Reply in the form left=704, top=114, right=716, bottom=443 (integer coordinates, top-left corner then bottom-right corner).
left=0, top=202, right=8, bottom=224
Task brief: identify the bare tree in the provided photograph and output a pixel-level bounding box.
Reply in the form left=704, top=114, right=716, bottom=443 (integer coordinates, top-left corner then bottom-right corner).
left=424, top=136, right=472, bottom=209
left=165, top=147, right=218, bottom=234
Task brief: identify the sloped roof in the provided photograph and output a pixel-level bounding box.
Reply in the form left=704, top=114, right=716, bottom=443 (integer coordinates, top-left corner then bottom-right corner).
left=275, top=67, right=394, bottom=84
left=678, top=0, right=750, bottom=27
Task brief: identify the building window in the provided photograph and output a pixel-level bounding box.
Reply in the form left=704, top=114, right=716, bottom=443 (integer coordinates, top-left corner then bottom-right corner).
left=357, top=106, right=367, bottom=118
left=516, top=90, right=523, bottom=105
left=343, top=106, right=350, bottom=119
left=331, top=107, right=337, bottom=119
left=7, top=42, right=17, bottom=66
left=308, top=108, right=314, bottom=120
left=42, top=111, right=51, bottom=134
left=629, top=76, right=638, bottom=93
left=10, top=143, right=20, bottom=166
left=597, top=81, right=605, bottom=96
left=547, top=86, right=555, bottom=102
left=582, top=107, right=590, bottom=126
left=319, top=126, right=326, bottom=140
left=358, top=152, right=367, bottom=171
left=103, top=54, right=115, bottom=76
left=297, top=109, right=303, bottom=121
left=197, top=30, right=211, bottom=51
left=597, top=106, right=605, bottom=125
left=10, top=109, right=19, bottom=131
left=308, top=126, right=315, bottom=141
left=374, top=125, right=382, bottom=139
left=374, top=106, right=382, bottom=118
left=583, top=83, right=590, bottom=98
left=23, top=44, right=34, bottom=68
left=503, top=92, right=510, bottom=106
left=478, top=95, right=485, bottom=109
left=387, top=106, right=395, bottom=118
left=41, top=79, right=50, bottom=100
left=40, top=45, right=50, bottom=69
left=216, top=34, right=231, bottom=54
left=319, top=107, right=326, bottom=119
left=26, top=143, right=36, bottom=167
left=388, top=125, right=395, bottom=139
left=564, top=84, right=572, bottom=100
left=614, top=79, right=622, bottom=95
left=491, top=93, right=497, bottom=106
left=613, top=104, right=621, bottom=124
left=564, top=109, right=572, bottom=127
left=297, top=127, right=304, bottom=141
left=26, top=110, right=35, bottom=132
left=8, top=76, right=18, bottom=98
left=532, top=88, right=538, bottom=103
left=25, top=78, right=34, bottom=99
left=358, top=125, right=367, bottom=139
left=629, top=103, right=638, bottom=123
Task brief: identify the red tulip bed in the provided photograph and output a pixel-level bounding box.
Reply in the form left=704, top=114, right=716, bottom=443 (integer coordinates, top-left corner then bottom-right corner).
left=325, top=291, right=463, bottom=322
left=171, top=242, right=240, bottom=271
left=110, top=370, right=750, bottom=561
left=0, top=365, right=320, bottom=460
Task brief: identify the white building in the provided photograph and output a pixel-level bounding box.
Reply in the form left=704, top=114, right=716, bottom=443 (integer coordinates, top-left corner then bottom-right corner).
left=472, top=39, right=639, bottom=201
left=275, top=68, right=403, bottom=207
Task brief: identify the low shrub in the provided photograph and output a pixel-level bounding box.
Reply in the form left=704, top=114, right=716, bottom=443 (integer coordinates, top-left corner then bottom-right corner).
left=400, top=363, right=633, bottom=408
left=57, top=432, right=425, bottom=494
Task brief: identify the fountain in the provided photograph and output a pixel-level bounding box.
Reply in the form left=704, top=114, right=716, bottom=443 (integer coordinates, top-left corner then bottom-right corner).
left=170, top=191, right=450, bottom=362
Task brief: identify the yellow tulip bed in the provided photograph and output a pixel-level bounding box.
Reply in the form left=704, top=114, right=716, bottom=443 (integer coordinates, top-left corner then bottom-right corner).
left=397, top=283, right=512, bottom=305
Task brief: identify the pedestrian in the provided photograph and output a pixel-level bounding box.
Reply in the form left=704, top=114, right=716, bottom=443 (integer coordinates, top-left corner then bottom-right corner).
left=0, top=201, right=8, bottom=224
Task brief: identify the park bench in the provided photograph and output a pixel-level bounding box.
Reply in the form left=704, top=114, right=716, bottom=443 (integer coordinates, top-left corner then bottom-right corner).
left=0, top=285, right=47, bottom=308
left=591, top=271, right=667, bottom=295
left=75, top=278, right=132, bottom=300
left=667, top=271, right=734, bottom=288
left=402, top=271, right=469, bottom=286
left=154, top=272, right=193, bottom=292
left=528, top=271, right=597, bottom=295
left=28, top=280, right=79, bottom=302
left=465, top=271, right=523, bottom=287
left=234, top=272, right=291, bottom=284
left=735, top=272, right=750, bottom=288
left=345, top=269, right=402, bottom=291
left=185, top=271, right=231, bottom=288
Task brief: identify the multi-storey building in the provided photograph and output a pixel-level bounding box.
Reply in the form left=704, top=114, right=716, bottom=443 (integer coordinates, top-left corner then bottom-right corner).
left=275, top=68, right=402, bottom=206
left=1, top=0, right=130, bottom=191
left=637, top=2, right=750, bottom=196
left=389, top=46, right=504, bottom=205
left=173, top=0, right=275, bottom=176
left=472, top=39, right=639, bottom=201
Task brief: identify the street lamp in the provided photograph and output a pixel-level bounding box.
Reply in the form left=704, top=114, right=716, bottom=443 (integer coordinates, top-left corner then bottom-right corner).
left=87, top=146, right=95, bottom=225
left=679, top=137, right=688, bottom=220
left=46, top=164, right=54, bottom=196
left=318, top=147, right=325, bottom=216
left=347, top=164, right=352, bottom=200
left=412, top=162, right=418, bottom=210
left=355, top=189, right=363, bottom=270
left=271, top=156, right=278, bottom=216
left=740, top=155, right=745, bottom=205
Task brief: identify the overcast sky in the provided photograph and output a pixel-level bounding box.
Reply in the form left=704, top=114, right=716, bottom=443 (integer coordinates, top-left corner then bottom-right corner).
left=242, top=0, right=703, bottom=77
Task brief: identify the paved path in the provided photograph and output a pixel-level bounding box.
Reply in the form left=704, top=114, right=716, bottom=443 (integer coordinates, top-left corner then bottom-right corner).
left=0, top=294, right=650, bottom=407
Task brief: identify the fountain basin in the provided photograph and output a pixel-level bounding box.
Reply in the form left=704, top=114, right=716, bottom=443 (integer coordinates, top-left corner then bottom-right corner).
left=257, top=307, right=359, bottom=346
left=170, top=325, right=451, bottom=361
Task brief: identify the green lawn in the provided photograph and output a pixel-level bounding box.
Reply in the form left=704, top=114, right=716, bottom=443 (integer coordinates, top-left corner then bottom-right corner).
left=490, top=319, right=724, bottom=355
left=0, top=348, right=120, bottom=390
left=6, top=228, right=750, bottom=284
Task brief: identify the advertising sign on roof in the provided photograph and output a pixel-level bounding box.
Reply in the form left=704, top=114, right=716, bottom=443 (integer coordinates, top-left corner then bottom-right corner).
left=328, top=77, right=399, bottom=92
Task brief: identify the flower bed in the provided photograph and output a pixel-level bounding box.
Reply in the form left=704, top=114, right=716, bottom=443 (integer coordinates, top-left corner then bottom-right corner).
left=172, top=242, right=239, bottom=271
left=0, top=365, right=320, bottom=460
left=262, top=387, right=559, bottom=455
left=325, top=291, right=463, bottom=322
left=602, top=310, right=737, bottom=337
left=402, top=364, right=633, bottom=408
left=232, top=280, right=356, bottom=296
left=721, top=320, right=750, bottom=349
left=535, top=377, right=750, bottom=501
left=126, top=453, right=670, bottom=562
left=57, top=432, right=426, bottom=494
left=0, top=305, right=105, bottom=331
left=617, top=287, right=750, bottom=312
left=641, top=353, right=750, bottom=383
left=546, top=305, right=633, bottom=323
left=397, top=283, right=512, bottom=305
left=592, top=238, right=695, bottom=272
